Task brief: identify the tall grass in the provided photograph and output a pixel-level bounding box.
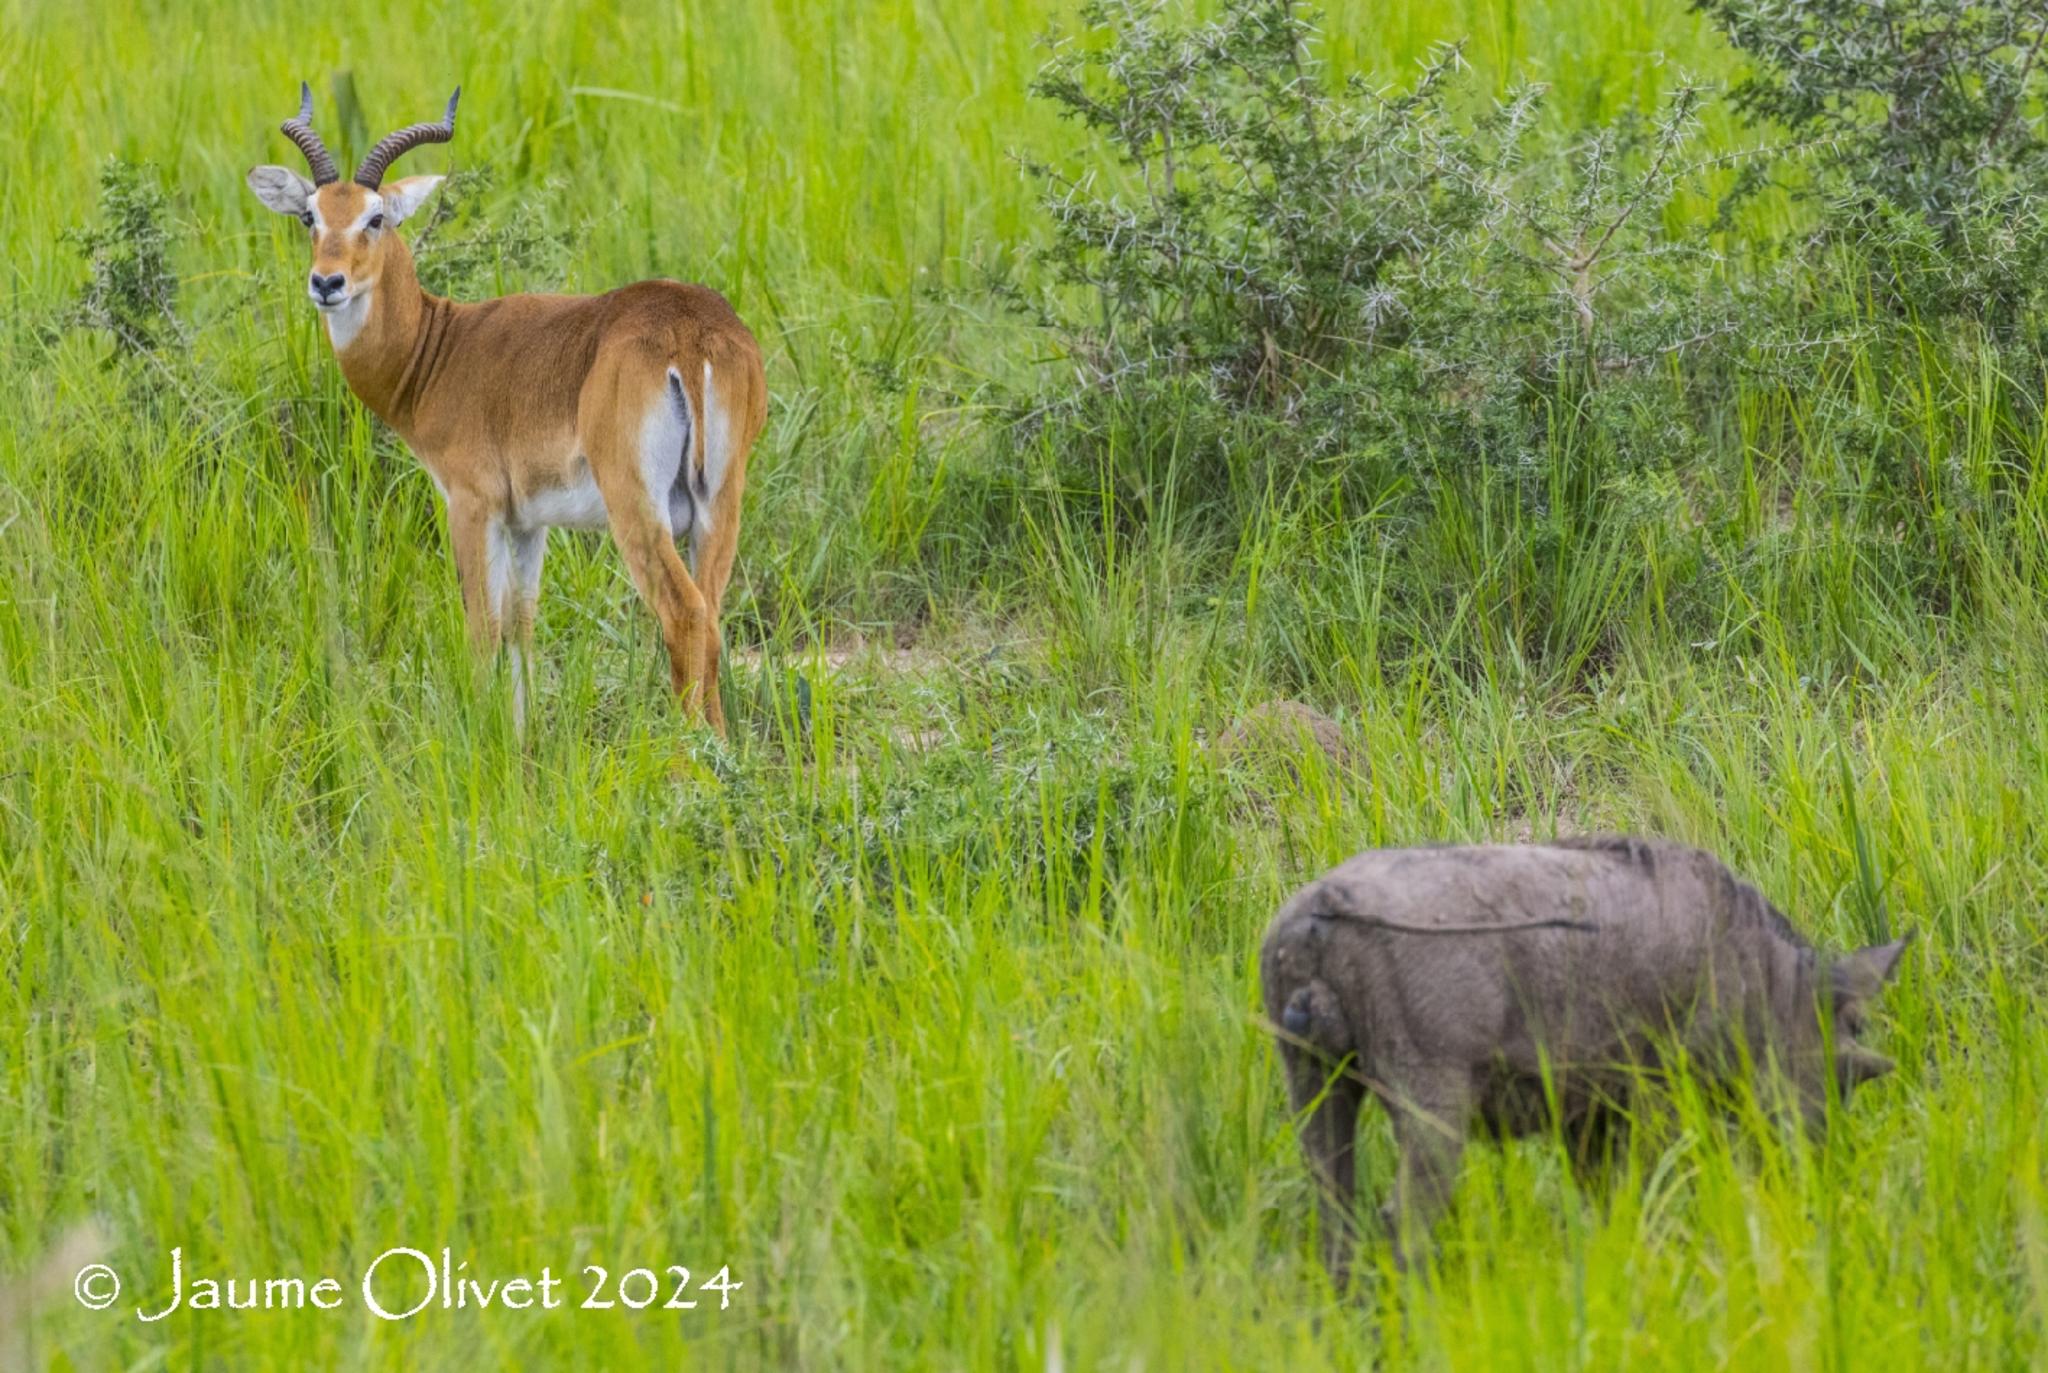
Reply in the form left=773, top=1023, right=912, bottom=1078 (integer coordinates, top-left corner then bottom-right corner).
left=2, top=0, right=2044, bottom=1367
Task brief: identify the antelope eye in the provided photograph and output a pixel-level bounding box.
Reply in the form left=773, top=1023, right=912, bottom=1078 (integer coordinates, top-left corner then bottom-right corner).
left=367, top=214, right=384, bottom=231
left=299, top=211, right=314, bottom=227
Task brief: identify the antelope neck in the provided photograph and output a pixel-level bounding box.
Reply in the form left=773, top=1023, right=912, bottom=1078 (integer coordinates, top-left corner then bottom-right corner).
left=331, top=242, right=451, bottom=434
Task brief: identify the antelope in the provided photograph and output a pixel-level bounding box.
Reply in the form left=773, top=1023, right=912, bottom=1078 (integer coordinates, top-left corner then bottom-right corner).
left=246, top=84, right=766, bottom=732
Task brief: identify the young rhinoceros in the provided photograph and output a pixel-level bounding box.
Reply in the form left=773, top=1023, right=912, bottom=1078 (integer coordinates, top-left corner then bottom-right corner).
left=1260, top=836, right=1908, bottom=1275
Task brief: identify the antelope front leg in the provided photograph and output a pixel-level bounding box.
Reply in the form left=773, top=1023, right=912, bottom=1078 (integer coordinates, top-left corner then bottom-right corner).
left=500, top=525, right=547, bottom=735
left=444, top=494, right=505, bottom=659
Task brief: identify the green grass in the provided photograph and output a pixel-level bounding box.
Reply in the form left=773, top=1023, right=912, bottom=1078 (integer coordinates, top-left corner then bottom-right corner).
left=4, top=0, right=2047, bottom=1367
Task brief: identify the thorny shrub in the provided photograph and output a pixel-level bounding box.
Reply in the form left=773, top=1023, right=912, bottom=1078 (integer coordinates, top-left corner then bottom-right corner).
left=63, top=159, right=182, bottom=357
left=1697, top=0, right=2048, bottom=328
left=409, top=164, right=574, bottom=301
left=1012, top=0, right=1737, bottom=498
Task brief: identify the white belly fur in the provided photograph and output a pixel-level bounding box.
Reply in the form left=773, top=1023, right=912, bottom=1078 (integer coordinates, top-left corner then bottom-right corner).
left=516, top=468, right=610, bottom=531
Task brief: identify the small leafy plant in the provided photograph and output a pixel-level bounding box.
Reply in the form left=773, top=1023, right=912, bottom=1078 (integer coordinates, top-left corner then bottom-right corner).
left=64, top=159, right=181, bottom=356
left=409, top=164, right=574, bottom=300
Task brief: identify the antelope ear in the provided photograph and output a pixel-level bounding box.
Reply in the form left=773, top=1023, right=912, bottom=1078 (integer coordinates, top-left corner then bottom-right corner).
left=1836, top=1044, right=1896, bottom=1087
left=378, top=174, right=445, bottom=225
left=247, top=165, right=314, bottom=216
left=1830, top=934, right=1911, bottom=1008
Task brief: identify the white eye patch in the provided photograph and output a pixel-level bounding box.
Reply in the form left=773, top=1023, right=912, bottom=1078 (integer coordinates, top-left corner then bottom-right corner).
left=302, top=199, right=386, bottom=235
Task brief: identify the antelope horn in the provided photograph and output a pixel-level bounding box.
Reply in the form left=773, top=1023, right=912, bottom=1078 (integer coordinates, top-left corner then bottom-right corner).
left=354, top=87, right=460, bottom=189
left=280, top=81, right=340, bottom=185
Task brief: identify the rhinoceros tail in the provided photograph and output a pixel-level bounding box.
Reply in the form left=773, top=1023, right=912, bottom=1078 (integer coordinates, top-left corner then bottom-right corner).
left=1279, top=980, right=1354, bottom=1058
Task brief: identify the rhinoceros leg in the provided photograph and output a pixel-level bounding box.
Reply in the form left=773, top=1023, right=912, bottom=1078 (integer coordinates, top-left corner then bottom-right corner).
left=1383, top=1074, right=1472, bottom=1270
left=1280, top=1043, right=1367, bottom=1284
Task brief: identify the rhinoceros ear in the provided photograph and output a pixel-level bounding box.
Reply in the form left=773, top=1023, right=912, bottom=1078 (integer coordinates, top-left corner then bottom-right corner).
left=1836, top=1044, right=1895, bottom=1087
left=1831, top=934, right=1911, bottom=1008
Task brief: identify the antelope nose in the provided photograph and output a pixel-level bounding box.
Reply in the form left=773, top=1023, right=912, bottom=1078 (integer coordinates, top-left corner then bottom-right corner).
left=309, top=272, right=346, bottom=300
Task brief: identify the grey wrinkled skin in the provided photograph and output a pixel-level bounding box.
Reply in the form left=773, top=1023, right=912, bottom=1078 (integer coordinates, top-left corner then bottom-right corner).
left=1260, top=836, right=1909, bottom=1279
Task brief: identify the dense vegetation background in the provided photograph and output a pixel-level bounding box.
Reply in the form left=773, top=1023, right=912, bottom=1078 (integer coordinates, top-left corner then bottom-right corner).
left=3, top=0, right=2046, bottom=1366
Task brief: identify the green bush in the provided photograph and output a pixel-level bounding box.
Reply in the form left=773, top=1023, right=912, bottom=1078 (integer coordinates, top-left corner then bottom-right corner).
left=1021, top=3, right=1490, bottom=409
left=409, top=164, right=574, bottom=301
left=1012, top=0, right=1733, bottom=524
left=1696, top=0, right=2048, bottom=327
left=62, top=159, right=181, bottom=356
